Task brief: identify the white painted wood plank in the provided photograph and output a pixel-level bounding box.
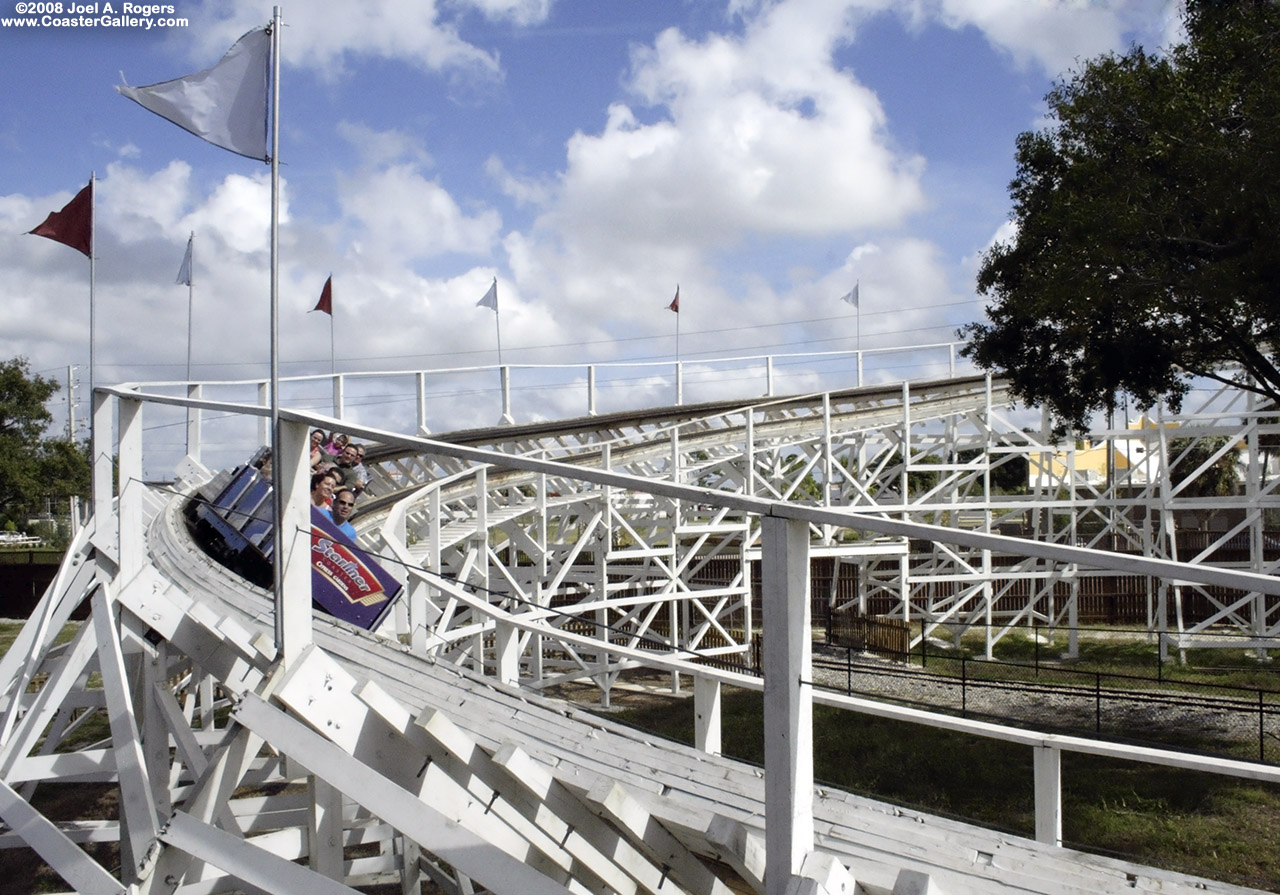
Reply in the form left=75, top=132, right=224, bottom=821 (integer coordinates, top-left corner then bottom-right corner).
left=90, top=587, right=159, bottom=880
left=0, top=779, right=122, bottom=895
left=236, top=688, right=577, bottom=895
left=160, top=810, right=358, bottom=895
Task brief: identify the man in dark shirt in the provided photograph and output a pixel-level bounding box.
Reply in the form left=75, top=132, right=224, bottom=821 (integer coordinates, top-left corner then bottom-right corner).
left=335, top=443, right=369, bottom=494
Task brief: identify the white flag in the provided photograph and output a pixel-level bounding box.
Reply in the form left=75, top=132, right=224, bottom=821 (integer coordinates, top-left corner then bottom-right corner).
left=117, top=27, right=271, bottom=161
left=477, top=277, right=498, bottom=311
left=840, top=282, right=859, bottom=308
left=176, top=235, right=193, bottom=286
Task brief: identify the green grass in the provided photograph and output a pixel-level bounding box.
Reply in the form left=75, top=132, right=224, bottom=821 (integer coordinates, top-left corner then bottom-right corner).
left=0, top=620, right=79, bottom=666
left=915, top=627, right=1280, bottom=692
left=611, top=686, right=1280, bottom=891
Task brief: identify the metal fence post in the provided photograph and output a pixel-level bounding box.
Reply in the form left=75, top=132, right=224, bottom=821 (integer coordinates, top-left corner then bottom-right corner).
left=1095, top=672, right=1102, bottom=733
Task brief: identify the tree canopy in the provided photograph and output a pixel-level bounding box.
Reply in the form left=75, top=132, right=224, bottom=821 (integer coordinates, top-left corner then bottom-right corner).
left=0, top=357, right=89, bottom=537
left=960, top=1, right=1280, bottom=433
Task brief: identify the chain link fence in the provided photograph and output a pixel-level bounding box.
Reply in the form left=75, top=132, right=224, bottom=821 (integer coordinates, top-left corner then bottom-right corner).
left=807, top=641, right=1280, bottom=764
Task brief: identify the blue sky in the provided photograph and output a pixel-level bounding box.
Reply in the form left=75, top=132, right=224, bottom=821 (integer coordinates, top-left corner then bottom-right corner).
left=0, top=0, right=1182, bottom=445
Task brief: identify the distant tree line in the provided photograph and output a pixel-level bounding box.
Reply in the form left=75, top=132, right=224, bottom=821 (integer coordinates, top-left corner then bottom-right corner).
left=0, top=357, right=90, bottom=546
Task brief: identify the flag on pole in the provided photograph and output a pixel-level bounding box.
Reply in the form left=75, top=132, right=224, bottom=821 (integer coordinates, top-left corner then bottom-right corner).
left=477, top=277, right=498, bottom=311
left=116, top=26, right=271, bottom=161
left=176, top=234, right=193, bottom=286
left=840, top=282, right=859, bottom=308
left=29, top=180, right=93, bottom=257
left=667, top=285, right=680, bottom=313
left=313, top=275, right=333, bottom=315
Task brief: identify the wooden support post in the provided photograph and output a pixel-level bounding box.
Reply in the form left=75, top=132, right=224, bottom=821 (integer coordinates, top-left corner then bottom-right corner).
left=117, top=397, right=143, bottom=583
left=694, top=675, right=722, bottom=755
left=416, top=371, right=430, bottom=435
left=91, top=390, right=117, bottom=565
left=761, top=514, right=813, bottom=895
left=186, top=382, right=202, bottom=462
left=500, top=366, right=514, bottom=424
left=308, top=774, right=345, bottom=880
left=257, top=381, right=270, bottom=447
left=495, top=621, right=519, bottom=686
left=90, top=587, right=159, bottom=882
left=278, top=418, right=314, bottom=666
left=331, top=373, right=344, bottom=420
left=1033, top=745, right=1062, bottom=847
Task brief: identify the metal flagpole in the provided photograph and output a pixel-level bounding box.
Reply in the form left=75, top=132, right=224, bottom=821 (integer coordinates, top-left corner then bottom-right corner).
left=185, top=233, right=194, bottom=383
left=185, top=232, right=194, bottom=454
left=268, top=6, right=285, bottom=648
left=330, top=280, right=336, bottom=374
left=494, top=304, right=503, bottom=367
left=88, top=172, right=96, bottom=412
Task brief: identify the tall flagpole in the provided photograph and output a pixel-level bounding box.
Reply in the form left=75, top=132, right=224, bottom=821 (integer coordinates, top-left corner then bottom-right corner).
left=185, top=232, right=195, bottom=454
left=89, top=172, right=96, bottom=411
left=268, top=6, right=285, bottom=648
left=494, top=304, right=503, bottom=367
left=185, top=232, right=195, bottom=383
left=856, top=278, right=861, bottom=353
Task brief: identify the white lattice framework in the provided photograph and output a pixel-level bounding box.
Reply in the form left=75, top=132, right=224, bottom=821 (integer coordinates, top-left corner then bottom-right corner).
left=343, top=370, right=1279, bottom=680
left=3, top=354, right=1280, bottom=895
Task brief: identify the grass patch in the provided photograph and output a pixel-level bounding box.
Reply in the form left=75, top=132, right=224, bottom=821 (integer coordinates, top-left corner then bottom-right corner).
left=916, top=627, right=1280, bottom=693
left=611, top=685, right=1280, bottom=891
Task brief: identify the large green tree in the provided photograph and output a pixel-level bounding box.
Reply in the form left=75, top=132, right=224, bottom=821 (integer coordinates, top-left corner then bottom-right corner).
left=961, top=1, right=1280, bottom=433
left=0, top=357, right=89, bottom=533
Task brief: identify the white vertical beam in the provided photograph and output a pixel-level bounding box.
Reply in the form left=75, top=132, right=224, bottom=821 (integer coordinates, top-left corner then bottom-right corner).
left=278, top=418, right=314, bottom=665
left=500, top=366, right=514, bottom=424
left=331, top=373, right=344, bottom=420
left=91, top=390, right=116, bottom=564
left=495, top=620, right=520, bottom=686
left=761, top=515, right=812, bottom=895
left=694, top=675, right=722, bottom=755
left=416, top=371, right=430, bottom=435
left=473, top=467, right=489, bottom=674
left=257, top=381, right=270, bottom=447
left=90, top=587, right=159, bottom=882
left=529, top=473, right=548, bottom=683
left=1033, top=745, right=1062, bottom=847
left=821, top=392, right=833, bottom=545
left=309, top=775, right=345, bottom=880
left=118, top=396, right=143, bottom=583
left=141, top=641, right=173, bottom=819
left=186, top=382, right=202, bottom=462
left=588, top=365, right=597, bottom=416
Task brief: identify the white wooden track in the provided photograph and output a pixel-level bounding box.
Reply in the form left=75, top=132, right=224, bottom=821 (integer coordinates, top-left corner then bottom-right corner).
left=2, top=365, right=1279, bottom=895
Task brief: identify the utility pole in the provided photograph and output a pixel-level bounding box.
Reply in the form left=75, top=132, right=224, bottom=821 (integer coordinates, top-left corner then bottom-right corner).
left=66, top=365, right=76, bottom=440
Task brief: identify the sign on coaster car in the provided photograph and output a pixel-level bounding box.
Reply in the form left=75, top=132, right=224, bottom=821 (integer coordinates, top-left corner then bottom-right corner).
left=309, top=507, right=403, bottom=631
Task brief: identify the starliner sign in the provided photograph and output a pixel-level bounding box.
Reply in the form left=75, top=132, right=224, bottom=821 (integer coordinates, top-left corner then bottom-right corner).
left=310, top=507, right=403, bottom=630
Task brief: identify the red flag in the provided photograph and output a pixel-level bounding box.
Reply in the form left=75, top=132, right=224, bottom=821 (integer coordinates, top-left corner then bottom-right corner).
left=667, top=285, right=679, bottom=313
left=313, top=275, right=333, bottom=315
left=29, top=180, right=92, bottom=257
